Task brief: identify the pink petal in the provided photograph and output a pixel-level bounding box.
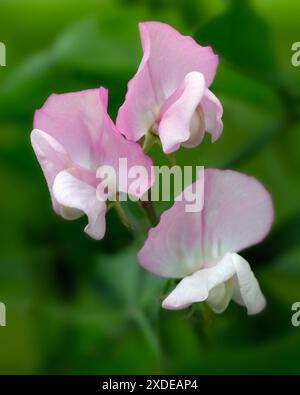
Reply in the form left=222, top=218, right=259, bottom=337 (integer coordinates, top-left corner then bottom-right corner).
left=31, top=129, right=97, bottom=211
left=158, top=72, right=206, bottom=154
left=32, top=88, right=153, bottom=239
left=202, top=169, right=274, bottom=258
left=201, top=89, right=223, bottom=143
left=162, top=253, right=235, bottom=310
left=138, top=169, right=273, bottom=278
left=31, top=129, right=70, bottom=213
left=99, top=119, right=154, bottom=198
left=34, top=88, right=153, bottom=198
left=34, top=88, right=109, bottom=169
left=116, top=21, right=218, bottom=142
left=53, top=170, right=106, bottom=240
left=138, top=195, right=204, bottom=279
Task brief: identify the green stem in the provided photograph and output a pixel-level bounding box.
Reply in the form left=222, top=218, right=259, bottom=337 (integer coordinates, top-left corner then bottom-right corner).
left=142, top=130, right=159, bottom=153
left=130, top=309, right=161, bottom=359
left=167, top=153, right=177, bottom=166
left=189, top=303, right=213, bottom=347
left=113, top=201, right=132, bottom=229
left=140, top=198, right=158, bottom=227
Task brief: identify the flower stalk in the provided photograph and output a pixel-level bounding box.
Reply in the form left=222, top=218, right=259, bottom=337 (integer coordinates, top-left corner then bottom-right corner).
left=139, top=197, right=158, bottom=227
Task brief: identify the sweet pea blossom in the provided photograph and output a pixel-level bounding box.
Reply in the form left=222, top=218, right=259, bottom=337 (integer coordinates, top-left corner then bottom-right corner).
left=117, top=22, right=223, bottom=154
left=31, top=88, right=153, bottom=240
left=138, top=169, right=274, bottom=314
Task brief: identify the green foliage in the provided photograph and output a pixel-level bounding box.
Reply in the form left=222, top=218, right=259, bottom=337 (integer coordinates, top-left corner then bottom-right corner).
left=195, top=0, right=277, bottom=79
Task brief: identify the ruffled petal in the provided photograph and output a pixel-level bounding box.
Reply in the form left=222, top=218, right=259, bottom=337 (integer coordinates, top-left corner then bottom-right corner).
left=162, top=252, right=266, bottom=314
left=138, top=22, right=218, bottom=95
left=53, top=170, right=106, bottom=240
left=201, top=169, right=274, bottom=259
left=162, top=253, right=235, bottom=310
left=201, top=89, right=223, bottom=143
left=116, top=21, right=218, bottom=142
left=138, top=174, right=205, bottom=278
left=31, top=129, right=70, bottom=213
left=231, top=253, right=266, bottom=315
left=138, top=169, right=273, bottom=277
left=158, top=72, right=206, bottom=154
left=98, top=117, right=154, bottom=198
left=34, top=88, right=153, bottom=199
left=34, top=88, right=109, bottom=169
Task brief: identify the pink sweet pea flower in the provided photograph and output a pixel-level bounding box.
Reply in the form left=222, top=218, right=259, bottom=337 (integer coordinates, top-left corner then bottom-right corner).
left=31, top=88, right=153, bottom=240
left=116, top=22, right=223, bottom=154
left=138, top=169, right=274, bottom=314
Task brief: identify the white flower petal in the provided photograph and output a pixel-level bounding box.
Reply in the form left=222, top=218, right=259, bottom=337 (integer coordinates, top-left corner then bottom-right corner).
left=162, top=253, right=235, bottom=310
left=231, top=253, right=266, bottom=315
left=53, top=170, right=106, bottom=240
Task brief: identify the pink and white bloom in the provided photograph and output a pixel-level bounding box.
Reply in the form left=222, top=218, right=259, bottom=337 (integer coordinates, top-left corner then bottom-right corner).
left=31, top=88, right=153, bottom=240
left=138, top=169, right=274, bottom=314
left=117, top=22, right=223, bottom=154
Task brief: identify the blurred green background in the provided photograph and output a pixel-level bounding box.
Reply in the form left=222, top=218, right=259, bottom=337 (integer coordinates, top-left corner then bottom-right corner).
left=0, top=0, right=300, bottom=374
